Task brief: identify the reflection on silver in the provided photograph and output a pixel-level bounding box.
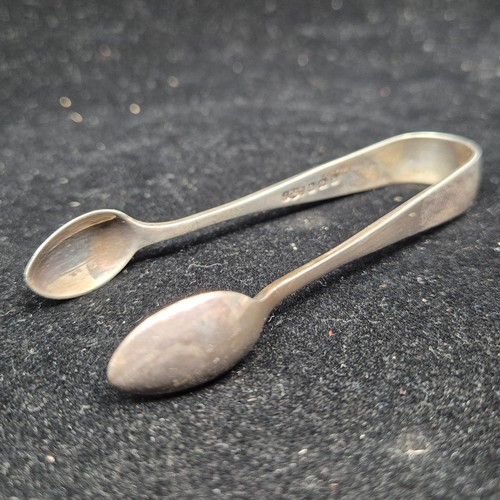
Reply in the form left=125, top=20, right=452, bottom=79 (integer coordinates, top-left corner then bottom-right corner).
left=106, top=132, right=482, bottom=394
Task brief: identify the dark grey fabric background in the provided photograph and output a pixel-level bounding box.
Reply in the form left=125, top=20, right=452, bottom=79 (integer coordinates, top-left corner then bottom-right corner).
left=1, top=0, right=499, bottom=498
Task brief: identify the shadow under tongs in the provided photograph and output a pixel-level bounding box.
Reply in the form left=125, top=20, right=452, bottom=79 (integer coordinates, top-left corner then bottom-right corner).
left=19, top=286, right=72, bottom=311
left=106, top=362, right=244, bottom=403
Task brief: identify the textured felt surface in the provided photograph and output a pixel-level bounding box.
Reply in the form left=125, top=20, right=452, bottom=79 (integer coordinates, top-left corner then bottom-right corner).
left=1, top=0, right=499, bottom=498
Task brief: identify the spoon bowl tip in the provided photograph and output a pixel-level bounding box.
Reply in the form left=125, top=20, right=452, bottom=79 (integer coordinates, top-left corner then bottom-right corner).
left=25, top=209, right=140, bottom=299
left=107, top=291, right=269, bottom=395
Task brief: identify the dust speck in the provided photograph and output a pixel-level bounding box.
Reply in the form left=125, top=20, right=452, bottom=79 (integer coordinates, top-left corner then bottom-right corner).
left=167, top=76, right=179, bottom=88
left=99, top=45, right=112, bottom=57
left=232, top=61, right=243, bottom=74
left=422, top=39, right=436, bottom=53
left=129, top=103, right=141, bottom=114
left=69, top=112, right=82, bottom=123
left=405, top=448, right=428, bottom=456
left=59, top=96, right=72, bottom=108
left=380, top=86, right=391, bottom=97
left=298, top=54, right=309, bottom=67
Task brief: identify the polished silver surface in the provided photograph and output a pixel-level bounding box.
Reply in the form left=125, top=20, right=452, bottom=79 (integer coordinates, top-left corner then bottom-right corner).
left=107, top=132, right=482, bottom=395
left=107, top=291, right=268, bottom=394
left=25, top=132, right=480, bottom=299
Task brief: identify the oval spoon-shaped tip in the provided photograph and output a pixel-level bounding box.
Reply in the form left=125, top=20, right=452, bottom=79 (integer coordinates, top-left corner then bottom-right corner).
left=107, top=291, right=269, bottom=395
left=25, top=210, right=140, bottom=300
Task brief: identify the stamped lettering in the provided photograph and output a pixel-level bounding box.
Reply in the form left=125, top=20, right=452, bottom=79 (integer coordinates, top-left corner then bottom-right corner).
left=281, top=165, right=351, bottom=202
